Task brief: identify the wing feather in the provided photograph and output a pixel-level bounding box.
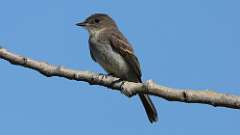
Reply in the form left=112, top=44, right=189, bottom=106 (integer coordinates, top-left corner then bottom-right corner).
left=109, top=31, right=142, bottom=82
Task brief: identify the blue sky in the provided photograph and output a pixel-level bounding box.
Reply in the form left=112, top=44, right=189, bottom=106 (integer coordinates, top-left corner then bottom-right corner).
left=0, top=0, right=240, bottom=134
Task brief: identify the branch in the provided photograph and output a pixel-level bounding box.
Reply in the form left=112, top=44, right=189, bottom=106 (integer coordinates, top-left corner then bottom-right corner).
left=1, top=47, right=240, bottom=109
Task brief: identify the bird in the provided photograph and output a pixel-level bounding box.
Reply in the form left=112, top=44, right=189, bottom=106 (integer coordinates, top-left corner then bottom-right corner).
left=76, top=13, right=158, bottom=123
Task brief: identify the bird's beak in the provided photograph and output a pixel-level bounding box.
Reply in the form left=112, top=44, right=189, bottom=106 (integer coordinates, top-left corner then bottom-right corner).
left=76, top=21, right=87, bottom=27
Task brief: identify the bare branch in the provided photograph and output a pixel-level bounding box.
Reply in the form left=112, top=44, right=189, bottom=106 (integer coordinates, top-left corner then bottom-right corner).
left=1, top=47, right=240, bottom=109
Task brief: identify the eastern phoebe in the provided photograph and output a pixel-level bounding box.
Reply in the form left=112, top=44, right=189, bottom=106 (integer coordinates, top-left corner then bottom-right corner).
left=76, top=13, right=158, bottom=123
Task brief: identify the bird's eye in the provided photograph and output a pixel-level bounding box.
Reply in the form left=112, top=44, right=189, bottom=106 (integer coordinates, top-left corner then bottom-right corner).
left=94, top=19, right=100, bottom=23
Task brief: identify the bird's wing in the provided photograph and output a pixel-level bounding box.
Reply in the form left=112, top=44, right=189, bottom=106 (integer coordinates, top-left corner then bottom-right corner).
left=88, top=38, right=96, bottom=62
left=109, top=31, right=142, bottom=82
left=89, top=47, right=96, bottom=62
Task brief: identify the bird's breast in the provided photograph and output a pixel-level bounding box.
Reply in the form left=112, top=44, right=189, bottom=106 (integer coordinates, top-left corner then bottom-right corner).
left=89, top=37, right=130, bottom=78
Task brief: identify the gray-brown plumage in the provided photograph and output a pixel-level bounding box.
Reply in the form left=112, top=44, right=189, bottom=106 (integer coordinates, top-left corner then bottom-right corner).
left=76, top=13, right=158, bottom=123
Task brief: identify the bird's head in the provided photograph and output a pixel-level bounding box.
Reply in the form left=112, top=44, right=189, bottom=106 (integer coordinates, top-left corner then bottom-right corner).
left=76, top=13, right=117, bottom=35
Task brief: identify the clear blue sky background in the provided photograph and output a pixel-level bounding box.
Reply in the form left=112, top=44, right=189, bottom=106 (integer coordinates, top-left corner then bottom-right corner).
left=0, top=0, right=239, bottom=134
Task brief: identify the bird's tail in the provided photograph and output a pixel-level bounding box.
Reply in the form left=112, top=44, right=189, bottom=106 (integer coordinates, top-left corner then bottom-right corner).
left=139, top=94, right=158, bottom=123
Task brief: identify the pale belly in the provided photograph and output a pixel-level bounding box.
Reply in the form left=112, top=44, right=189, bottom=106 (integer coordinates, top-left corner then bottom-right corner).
left=89, top=38, right=132, bottom=80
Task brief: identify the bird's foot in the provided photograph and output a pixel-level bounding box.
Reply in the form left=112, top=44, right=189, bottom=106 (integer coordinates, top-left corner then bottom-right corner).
left=109, top=78, right=123, bottom=86
left=119, top=81, right=132, bottom=97
left=107, top=73, right=115, bottom=77
left=98, top=73, right=109, bottom=79
left=98, top=73, right=115, bottom=79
